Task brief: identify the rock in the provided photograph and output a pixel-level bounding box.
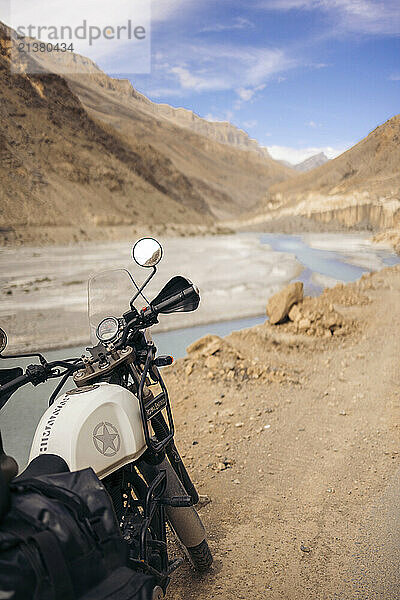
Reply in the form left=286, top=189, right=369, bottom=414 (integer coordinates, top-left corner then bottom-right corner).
left=325, top=315, right=340, bottom=329
left=204, top=338, right=224, bottom=356
left=186, top=335, right=222, bottom=356
left=298, top=317, right=311, bottom=331
left=196, top=495, right=211, bottom=509
left=185, top=362, right=194, bottom=376
left=205, top=355, right=220, bottom=370
left=222, top=356, right=237, bottom=370
left=216, top=462, right=227, bottom=471
left=288, top=304, right=302, bottom=322
left=267, top=282, right=304, bottom=325
left=333, top=328, right=346, bottom=337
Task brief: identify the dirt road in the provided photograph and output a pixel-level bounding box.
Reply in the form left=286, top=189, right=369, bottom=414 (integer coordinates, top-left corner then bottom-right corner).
left=163, top=265, right=400, bottom=599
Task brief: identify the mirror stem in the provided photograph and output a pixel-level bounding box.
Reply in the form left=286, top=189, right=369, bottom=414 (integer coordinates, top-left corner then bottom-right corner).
left=130, top=266, right=157, bottom=309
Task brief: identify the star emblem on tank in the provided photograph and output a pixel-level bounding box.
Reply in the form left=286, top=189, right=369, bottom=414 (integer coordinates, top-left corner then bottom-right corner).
left=93, top=422, right=121, bottom=456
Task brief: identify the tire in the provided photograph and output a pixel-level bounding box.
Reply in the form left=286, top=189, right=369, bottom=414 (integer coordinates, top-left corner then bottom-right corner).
left=187, top=539, right=213, bottom=572
left=138, top=458, right=213, bottom=572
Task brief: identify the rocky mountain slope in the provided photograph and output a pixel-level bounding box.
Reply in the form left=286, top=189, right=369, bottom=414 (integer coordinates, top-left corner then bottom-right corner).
left=0, top=23, right=293, bottom=244
left=265, top=116, right=400, bottom=231
left=278, top=152, right=330, bottom=172
left=294, top=151, right=329, bottom=172
left=112, top=90, right=272, bottom=159
left=23, top=43, right=272, bottom=159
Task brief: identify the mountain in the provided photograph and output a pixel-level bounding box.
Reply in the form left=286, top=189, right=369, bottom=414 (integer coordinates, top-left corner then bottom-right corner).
left=0, top=23, right=293, bottom=245
left=114, top=92, right=272, bottom=159
left=294, top=152, right=329, bottom=172
left=19, top=43, right=272, bottom=159
left=276, top=152, right=329, bottom=172
left=266, top=116, right=400, bottom=230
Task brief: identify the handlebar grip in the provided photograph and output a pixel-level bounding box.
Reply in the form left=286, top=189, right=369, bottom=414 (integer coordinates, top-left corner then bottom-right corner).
left=151, top=286, right=195, bottom=314
left=0, top=374, right=30, bottom=409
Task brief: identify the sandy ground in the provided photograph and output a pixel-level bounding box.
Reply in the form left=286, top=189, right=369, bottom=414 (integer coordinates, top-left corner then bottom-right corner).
left=0, top=235, right=300, bottom=352
left=160, top=265, right=400, bottom=599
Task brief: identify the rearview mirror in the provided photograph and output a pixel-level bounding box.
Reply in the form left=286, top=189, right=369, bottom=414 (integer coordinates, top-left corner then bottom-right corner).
left=132, top=238, right=163, bottom=268
left=0, top=329, right=7, bottom=354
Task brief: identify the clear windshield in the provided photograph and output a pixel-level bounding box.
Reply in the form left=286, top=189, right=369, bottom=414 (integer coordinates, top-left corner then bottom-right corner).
left=88, top=269, right=136, bottom=344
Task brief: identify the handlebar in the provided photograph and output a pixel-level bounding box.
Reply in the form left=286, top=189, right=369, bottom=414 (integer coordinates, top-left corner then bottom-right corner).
left=0, top=281, right=198, bottom=408
left=0, top=360, right=83, bottom=409
left=0, top=374, right=30, bottom=409
left=151, top=285, right=197, bottom=314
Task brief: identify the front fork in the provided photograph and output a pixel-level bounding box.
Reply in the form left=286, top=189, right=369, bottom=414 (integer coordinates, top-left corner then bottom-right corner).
left=151, top=413, right=199, bottom=505
left=138, top=457, right=207, bottom=550
left=124, top=457, right=204, bottom=591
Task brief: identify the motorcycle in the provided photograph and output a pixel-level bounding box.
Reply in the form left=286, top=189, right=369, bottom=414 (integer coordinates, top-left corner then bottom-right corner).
left=0, top=237, right=213, bottom=598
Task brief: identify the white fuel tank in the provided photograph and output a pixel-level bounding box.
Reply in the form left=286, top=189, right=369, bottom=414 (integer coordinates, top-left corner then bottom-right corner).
left=29, top=383, right=147, bottom=479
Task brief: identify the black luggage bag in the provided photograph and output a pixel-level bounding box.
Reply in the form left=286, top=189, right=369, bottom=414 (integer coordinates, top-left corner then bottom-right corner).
left=0, top=458, right=155, bottom=600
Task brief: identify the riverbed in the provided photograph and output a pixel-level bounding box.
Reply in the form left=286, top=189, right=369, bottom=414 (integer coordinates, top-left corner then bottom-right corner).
left=0, top=232, right=398, bottom=353
left=0, top=232, right=399, bottom=468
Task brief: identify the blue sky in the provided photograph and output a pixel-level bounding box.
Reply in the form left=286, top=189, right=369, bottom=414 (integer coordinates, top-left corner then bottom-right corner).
left=128, top=0, right=400, bottom=163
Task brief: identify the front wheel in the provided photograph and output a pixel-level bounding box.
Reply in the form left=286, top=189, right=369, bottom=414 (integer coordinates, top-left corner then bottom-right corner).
left=187, top=539, right=213, bottom=572
left=138, top=458, right=213, bottom=572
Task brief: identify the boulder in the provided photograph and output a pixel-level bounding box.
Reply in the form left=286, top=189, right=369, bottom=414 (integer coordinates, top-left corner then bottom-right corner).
left=187, top=335, right=222, bottom=356
left=288, top=304, right=302, bottom=322
left=266, top=282, right=304, bottom=325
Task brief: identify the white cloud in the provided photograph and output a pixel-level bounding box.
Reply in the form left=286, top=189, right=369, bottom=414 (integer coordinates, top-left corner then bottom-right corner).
left=159, top=44, right=296, bottom=95
left=260, top=0, right=313, bottom=8
left=237, top=88, right=256, bottom=102
left=169, top=66, right=224, bottom=92
left=200, top=17, right=254, bottom=33
left=236, top=83, right=266, bottom=102
left=307, top=120, right=318, bottom=128
left=267, top=144, right=349, bottom=164
left=389, top=73, right=400, bottom=81
left=259, top=0, right=400, bottom=35
left=150, top=0, right=197, bottom=23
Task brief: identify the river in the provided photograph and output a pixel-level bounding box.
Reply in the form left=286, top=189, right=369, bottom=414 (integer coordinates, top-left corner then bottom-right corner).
left=1, top=232, right=399, bottom=468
